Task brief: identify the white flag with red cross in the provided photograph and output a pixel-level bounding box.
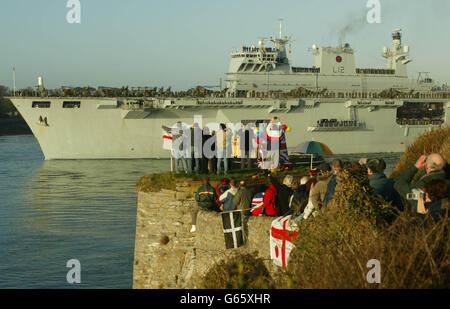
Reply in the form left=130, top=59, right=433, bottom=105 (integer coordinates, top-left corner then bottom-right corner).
left=270, top=215, right=299, bottom=267
left=162, top=131, right=173, bottom=150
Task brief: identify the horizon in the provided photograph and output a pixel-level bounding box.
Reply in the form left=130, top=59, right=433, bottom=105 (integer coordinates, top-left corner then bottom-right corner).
left=1, top=0, right=449, bottom=91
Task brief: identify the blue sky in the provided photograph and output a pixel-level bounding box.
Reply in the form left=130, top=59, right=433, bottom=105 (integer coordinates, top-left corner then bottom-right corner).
left=0, top=0, right=449, bottom=90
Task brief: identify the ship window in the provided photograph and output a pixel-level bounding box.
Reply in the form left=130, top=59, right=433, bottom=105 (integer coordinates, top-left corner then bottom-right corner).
left=396, top=102, right=444, bottom=126
left=63, top=101, right=81, bottom=108
left=32, top=101, right=51, bottom=108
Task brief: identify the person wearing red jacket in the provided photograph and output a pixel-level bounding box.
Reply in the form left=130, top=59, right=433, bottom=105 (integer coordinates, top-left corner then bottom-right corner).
left=263, top=176, right=279, bottom=216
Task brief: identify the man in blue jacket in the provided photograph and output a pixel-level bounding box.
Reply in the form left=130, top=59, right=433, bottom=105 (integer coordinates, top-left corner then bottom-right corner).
left=191, top=176, right=218, bottom=232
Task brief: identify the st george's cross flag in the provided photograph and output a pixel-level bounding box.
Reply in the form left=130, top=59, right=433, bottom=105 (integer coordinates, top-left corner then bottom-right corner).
left=222, top=210, right=245, bottom=249
left=270, top=215, right=299, bottom=267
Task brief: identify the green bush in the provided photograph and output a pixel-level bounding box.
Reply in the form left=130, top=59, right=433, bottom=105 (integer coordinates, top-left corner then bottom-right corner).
left=200, top=253, right=275, bottom=289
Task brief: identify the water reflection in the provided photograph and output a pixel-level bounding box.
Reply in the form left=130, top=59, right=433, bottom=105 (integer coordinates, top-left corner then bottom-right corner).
left=0, top=135, right=171, bottom=288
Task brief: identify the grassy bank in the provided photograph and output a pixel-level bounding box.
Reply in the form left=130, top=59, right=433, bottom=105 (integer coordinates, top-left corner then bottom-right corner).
left=136, top=165, right=310, bottom=193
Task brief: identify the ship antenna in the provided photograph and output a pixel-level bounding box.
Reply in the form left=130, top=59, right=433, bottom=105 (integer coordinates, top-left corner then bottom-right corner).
left=12, top=67, right=16, bottom=97
left=279, top=18, right=283, bottom=38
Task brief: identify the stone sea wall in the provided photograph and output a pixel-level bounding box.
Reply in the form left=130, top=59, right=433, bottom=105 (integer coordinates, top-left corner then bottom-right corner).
left=133, top=181, right=281, bottom=289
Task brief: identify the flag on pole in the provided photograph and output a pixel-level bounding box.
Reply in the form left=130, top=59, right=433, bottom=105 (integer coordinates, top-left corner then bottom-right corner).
left=250, top=192, right=265, bottom=216
left=270, top=215, right=299, bottom=267
left=222, top=210, right=244, bottom=249
left=162, top=131, right=173, bottom=150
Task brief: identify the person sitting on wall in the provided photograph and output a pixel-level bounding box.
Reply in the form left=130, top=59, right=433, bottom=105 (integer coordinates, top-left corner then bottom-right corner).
left=233, top=180, right=254, bottom=216
left=219, top=179, right=239, bottom=211
left=190, top=176, right=218, bottom=233
left=277, top=175, right=294, bottom=216
left=309, top=162, right=333, bottom=210
left=367, top=158, right=403, bottom=211
left=322, top=159, right=343, bottom=208
left=303, top=162, right=332, bottom=219
left=289, top=182, right=310, bottom=219
left=417, top=179, right=449, bottom=224
left=394, top=153, right=449, bottom=212
left=261, top=176, right=279, bottom=216
left=215, top=178, right=230, bottom=208
left=289, top=181, right=308, bottom=211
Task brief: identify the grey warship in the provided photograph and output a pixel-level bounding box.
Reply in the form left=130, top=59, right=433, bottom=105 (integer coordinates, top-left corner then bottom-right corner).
left=9, top=27, right=449, bottom=159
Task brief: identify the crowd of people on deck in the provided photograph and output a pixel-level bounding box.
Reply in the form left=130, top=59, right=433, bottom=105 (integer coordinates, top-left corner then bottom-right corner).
left=190, top=153, right=450, bottom=233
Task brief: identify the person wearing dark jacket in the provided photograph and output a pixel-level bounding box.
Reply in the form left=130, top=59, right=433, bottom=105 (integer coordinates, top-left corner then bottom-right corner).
left=276, top=176, right=294, bottom=216
left=367, top=159, right=402, bottom=211
left=238, top=124, right=252, bottom=170
left=417, top=179, right=449, bottom=223
left=394, top=153, right=449, bottom=212
left=289, top=181, right=310, bottom=218
left=201, top=127, right=211, bottom=174
left=191, top=176, right=218, bottom=232
left=233, top=180, right=253, bottom=216
left=219, top=179, right=239, bottom=211
left=189, top=123, right=203, bottom=174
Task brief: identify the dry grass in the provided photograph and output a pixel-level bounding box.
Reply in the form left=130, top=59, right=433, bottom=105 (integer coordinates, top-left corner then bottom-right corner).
left=283, top=160, right=449, bottom=289
left=136, top=166, right=309, bottom=193
left=283, top=209, right=449, bottom=288
left=390, top=126, right=450, bottom=180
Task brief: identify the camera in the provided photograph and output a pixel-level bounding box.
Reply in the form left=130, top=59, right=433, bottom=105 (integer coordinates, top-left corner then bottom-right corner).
left=406, top=189, right=424, bottom=200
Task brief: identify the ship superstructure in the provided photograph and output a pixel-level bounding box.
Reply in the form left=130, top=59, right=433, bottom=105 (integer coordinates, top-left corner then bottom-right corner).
left=226, top=27, right=433, bottom=96
left=8, top=27, right=449, bottom=160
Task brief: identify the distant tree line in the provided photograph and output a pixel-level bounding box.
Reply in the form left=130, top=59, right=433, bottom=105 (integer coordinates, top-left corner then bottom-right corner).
left=0, top=85, right=17, bottom=116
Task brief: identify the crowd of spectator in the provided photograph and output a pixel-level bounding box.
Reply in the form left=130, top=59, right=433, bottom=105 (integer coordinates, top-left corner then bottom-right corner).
left=190, top=153, right=450, bottom=233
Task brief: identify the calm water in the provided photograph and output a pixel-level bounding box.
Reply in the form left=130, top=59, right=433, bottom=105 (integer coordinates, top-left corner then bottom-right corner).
left=0, top=135, right=401, bottom=288
left=0, top=135, right=170, bottom=288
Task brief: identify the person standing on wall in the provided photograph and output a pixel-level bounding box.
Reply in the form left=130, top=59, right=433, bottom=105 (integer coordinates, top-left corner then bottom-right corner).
left=265, top=117, right=281, bottom=171
left=238, top=123, right=252, bottom=170
left=216, top=123, right=228, bottom=174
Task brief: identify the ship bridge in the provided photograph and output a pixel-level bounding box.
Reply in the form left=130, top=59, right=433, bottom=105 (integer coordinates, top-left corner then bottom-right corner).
left=230, top=46, right=278, bottom=73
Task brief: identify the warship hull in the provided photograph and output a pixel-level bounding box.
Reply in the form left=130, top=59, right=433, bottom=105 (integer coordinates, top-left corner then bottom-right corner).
left=9, top=97, right=449, bottom=160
